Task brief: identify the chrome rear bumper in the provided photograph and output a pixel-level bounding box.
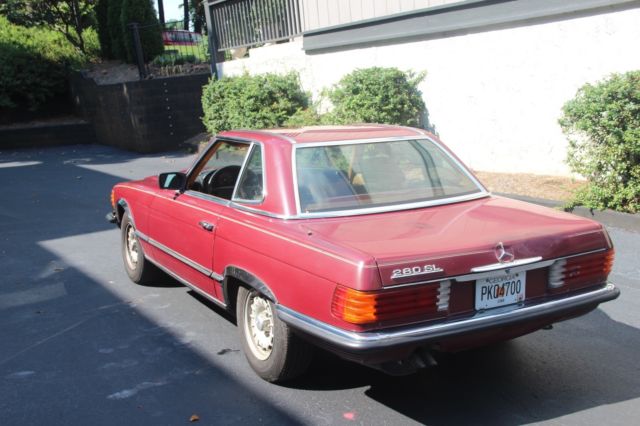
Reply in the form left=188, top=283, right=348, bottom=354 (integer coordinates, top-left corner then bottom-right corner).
left=277, top=283, right=619, bottom=352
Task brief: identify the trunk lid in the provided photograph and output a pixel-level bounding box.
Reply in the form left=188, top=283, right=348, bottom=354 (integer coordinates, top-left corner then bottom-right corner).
left=301, top=196, right=608, bottom=287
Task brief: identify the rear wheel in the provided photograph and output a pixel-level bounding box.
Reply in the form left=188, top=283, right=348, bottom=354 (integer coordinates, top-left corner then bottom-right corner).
left=121, top=212, right=161, bottom=284
left=237, top=286, right=313, bottom=382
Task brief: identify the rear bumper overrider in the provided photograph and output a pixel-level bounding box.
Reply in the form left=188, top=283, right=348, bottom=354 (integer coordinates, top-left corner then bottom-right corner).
left=277, top=283, right=619, bottom=352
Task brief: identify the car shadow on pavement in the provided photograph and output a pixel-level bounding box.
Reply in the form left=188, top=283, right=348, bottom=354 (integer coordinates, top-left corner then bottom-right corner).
left=0, top=145, right=300, bottom=425
left=294, top=307, right=640, bottom=424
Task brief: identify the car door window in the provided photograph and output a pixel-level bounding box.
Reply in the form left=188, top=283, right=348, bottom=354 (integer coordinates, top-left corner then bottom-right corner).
left=233, top=145, right=264, bottom=202
left=189, top=140, right=250, bottom=200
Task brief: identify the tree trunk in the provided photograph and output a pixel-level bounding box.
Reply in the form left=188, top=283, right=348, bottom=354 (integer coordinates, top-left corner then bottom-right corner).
left=183, top=0, right=189, bottom=30
left=157, top=0, right=165, bottom=27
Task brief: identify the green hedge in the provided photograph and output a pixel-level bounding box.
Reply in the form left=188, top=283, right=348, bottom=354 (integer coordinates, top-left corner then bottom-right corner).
left=0, top=16, right=88, bottom=111
left=201, top=72, right=310, bottom=134
left=326, top=67, right=427, bottom=127
left=560, top=71, right=640, bottom=213
left=200, top=67, right=430, bottom=134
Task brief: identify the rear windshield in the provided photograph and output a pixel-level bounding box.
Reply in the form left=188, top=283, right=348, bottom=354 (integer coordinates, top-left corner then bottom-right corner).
left=295, top=139, right=482, bottom=214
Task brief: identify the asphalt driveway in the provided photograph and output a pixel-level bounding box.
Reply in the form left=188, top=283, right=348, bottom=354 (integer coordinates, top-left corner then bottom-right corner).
left=1, top=144, right=638, bottom=425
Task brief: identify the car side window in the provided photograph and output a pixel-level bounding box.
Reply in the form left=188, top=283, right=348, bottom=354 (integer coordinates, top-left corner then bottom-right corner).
left=233, top=145, right=264, bottom=202
left=189, top=140, right=250, bottom=200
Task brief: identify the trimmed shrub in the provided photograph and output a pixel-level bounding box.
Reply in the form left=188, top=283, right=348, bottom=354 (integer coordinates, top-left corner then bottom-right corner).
left=283, top=108, right=324, bottom=128
left=327, top=67, right=427, bottom=127
left=121, top=0, right=164, bottom=63
left=559, top=71, right=640, bottom=213
left=0, top=16, right=87, bottom=112
left=201, top=72, right=310, bottom=134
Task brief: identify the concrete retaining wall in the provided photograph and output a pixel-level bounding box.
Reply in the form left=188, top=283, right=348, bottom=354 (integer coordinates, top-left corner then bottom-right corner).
left=70, top=73, right=209, bottom=153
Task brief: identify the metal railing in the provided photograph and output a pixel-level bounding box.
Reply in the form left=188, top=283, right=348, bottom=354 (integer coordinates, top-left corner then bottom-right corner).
left=209, top=0, right=303, bottom=51
left=130, top=20, right=212, bottom=79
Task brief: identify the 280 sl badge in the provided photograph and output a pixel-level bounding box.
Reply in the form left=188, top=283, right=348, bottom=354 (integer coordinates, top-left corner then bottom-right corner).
left=391, top=264, right=444, bottom=279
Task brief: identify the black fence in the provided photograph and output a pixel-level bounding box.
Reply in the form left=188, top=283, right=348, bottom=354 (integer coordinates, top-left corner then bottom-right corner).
left=129, top=20, right=212, bottom=79
left=209, top=0, right=303, bottom=50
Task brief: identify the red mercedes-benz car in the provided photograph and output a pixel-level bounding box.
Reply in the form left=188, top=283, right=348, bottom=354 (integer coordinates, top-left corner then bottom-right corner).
left=107, top=125, right=619, bottom=382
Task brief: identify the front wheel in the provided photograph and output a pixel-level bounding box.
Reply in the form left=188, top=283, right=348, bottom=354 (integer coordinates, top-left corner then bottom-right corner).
left=121, top=212, right=161, bottom=285
left=237, top=287, right=313, bottom=382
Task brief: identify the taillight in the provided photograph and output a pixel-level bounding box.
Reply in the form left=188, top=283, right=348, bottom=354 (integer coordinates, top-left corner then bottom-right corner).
left=331, top=281, right=451, bottom=325
left=549, top=249, right=614, bottom=289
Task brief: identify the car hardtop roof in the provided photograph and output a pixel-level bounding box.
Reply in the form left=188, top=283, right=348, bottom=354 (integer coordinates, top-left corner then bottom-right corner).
left=219, top=124, right=428, bottom=146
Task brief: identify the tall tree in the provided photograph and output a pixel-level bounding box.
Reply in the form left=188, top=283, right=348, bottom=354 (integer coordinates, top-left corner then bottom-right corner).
left=121, top=0, right=164, bottom=63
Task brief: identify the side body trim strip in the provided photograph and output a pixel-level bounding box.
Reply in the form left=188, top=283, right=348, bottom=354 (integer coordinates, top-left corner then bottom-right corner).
left=145, top=255, right=227, bottom=309
left=137, top=230, right=223, bottom=281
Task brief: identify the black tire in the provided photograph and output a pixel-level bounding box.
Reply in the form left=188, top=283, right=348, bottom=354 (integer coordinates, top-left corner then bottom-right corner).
left=120, top=212, right=161, bottom=285
left=237, top=286, right=313, bottom=382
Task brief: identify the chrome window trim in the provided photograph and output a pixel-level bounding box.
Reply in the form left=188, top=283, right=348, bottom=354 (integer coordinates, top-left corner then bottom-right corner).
left=230, top=142, right=255, bottom=201
left=231, top=142, right=267, bottom=204
left=381, top=248, right=608, bottom=289
left=185, top=136, right=253, bottom=182
left=184, top=190, right=231, bottom=207
left=229, top=202, right=290, bottom=219
left=291, top=136, right=489, bottom=218
left=187, top=136, right=277, bottom=215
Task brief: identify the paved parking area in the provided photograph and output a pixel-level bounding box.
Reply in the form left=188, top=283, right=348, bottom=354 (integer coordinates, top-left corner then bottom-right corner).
left=1, top=144, right=639, bottom=425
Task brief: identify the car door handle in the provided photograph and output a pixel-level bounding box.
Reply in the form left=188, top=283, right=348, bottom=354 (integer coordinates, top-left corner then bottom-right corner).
left=198, top=220, right=215, bottom=231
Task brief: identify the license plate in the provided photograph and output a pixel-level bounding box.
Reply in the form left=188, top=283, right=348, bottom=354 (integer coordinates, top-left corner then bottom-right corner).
left=475, top=272, right=526, bottom=310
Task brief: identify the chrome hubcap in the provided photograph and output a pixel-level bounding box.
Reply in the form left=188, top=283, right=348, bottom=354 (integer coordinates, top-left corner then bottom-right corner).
left=125, top=224, right=139, bottom=269
left=244, top=293, right=274, bottom=360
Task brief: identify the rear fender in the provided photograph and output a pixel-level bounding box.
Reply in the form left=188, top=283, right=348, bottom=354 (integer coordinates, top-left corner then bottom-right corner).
left=223, top=266, right=277, bottom=311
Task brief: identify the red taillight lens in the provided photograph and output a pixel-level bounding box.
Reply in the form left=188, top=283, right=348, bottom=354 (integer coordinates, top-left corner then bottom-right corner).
left=331, top=282, right=450, bottom=325
left=549, top=249, right=614, bottom=289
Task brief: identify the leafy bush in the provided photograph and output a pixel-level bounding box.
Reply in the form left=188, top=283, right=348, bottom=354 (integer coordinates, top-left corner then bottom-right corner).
left=121, top=0, right=164, bottom=63
left=283, top=108, right=324, bottom=127
left=0, top=16, right=88, bottom=111
left=559, top=71, right=640, bottom=213
left=326, top=67, right=427, bottom=127
left=201, top=72, right=310, bottom=133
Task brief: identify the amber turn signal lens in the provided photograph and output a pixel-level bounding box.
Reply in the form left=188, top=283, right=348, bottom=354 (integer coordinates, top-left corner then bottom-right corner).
left=331, top=284, right=443, bottom=325
left=110, top=190, right=116, bottom=209
left=331, top=286, right=378, bottom=324
left=603, top=249, right=615, bottom=275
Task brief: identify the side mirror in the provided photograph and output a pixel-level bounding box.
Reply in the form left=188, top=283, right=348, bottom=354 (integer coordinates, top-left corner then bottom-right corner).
left=158, top=172, right=186, bottom=190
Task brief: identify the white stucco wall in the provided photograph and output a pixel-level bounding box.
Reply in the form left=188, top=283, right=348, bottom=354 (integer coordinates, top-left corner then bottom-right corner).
left=219, top=8, right=640, bottom=176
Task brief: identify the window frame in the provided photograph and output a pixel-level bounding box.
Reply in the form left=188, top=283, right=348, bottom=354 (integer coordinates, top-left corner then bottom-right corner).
left=231, top=143, right=266, bottom=204
left=184, top=137, right=254, bottom=205
left=292, top=136, right=489, bottom=218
